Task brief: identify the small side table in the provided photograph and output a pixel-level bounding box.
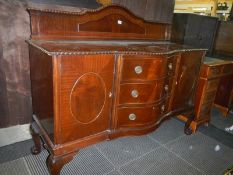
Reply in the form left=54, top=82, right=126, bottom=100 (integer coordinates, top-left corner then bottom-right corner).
left=178, top=57, right=233, bottom=132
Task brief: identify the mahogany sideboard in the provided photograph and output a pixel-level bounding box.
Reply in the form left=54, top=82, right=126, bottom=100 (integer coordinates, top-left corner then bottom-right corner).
left=27, top=5, right=206, bottom=175
left=178, top=57, right=233, bottom=132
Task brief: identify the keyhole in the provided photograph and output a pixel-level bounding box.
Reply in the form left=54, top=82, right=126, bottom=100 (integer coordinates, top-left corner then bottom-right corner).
left=117, top=20, right=123, bottom=25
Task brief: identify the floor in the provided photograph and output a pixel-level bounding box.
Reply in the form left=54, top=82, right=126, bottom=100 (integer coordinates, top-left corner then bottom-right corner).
left=0, top=124, right=31, bottom=147
left=0, top=117, right=233, bottom=175
left=211, top=108, right=233, bottom=135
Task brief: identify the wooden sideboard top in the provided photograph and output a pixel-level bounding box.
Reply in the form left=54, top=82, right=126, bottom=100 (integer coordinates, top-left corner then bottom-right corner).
left=204, top=57, right=233, bottom=66
left=27, top=40, right=206, bottom=56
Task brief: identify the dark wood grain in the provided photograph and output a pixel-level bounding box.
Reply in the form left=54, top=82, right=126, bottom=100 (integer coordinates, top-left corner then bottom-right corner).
left=178, top=58, right=233, bottom=132
left=28, top=5, right=170, bottom=41
left=27, top=5, right=205, bottom=175
left=120, top=55, right=176, bottom=81
left=29, top=46, right=54, bottom=141
left=116, top=101, right=168, bottom=128
left=171, top=51, right=205, bottom=110
left=118, top=78, right=172, bottom=105
left=79, top=14, right=145, bottom=34
left=57, top=55, right=114, bottom=144
left=30, top=122, right=42, bottom=155
left=46, top=151, right=77, bottom=175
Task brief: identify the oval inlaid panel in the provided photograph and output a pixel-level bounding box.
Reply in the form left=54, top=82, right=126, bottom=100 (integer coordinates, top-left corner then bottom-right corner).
left=70, top=73, right=106, bottom=124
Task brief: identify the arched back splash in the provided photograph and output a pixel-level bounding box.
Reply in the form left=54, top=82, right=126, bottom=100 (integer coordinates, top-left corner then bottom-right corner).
left=28, top=5, right=171, bottom=41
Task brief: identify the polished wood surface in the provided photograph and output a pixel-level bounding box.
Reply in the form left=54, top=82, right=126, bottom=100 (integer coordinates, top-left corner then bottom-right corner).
left=116, top=99, right=169, bottom=128
left=28, top=5, right=205, bottom=175
left=118, top=78, right=172, bottom=105
left=28, top=5, right=170, bottom=41
left=170, top=51, right=204, bottom=110
left=57, top=54, right=114, bottom=144
left=179, top=57, right=233, bottom=132
left=29, top=45, right=54, bottom=141
left=120, top=55, right=176, bottom=81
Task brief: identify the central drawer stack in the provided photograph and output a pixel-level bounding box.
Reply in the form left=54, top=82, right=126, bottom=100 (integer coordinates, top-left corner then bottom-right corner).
left=115, top=54, right=177, bottom=129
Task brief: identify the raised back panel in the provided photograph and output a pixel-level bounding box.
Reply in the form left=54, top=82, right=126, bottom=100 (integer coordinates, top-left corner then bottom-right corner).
left=28, top=5, right=170, bottom=41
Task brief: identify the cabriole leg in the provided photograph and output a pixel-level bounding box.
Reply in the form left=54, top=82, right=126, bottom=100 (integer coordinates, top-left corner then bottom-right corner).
left=30, top=122, right=42, bottom=155
left=46, top=151, right=77, bottom=175
left=184, top=113, right=195, bottom=135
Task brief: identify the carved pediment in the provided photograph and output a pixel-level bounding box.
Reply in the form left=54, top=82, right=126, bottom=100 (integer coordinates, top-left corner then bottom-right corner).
left=28, top=5, right=170, bottom=40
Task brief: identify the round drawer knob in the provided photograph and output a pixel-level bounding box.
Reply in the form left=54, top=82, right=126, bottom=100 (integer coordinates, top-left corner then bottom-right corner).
left=168, top=63, right=173, bottom=70
left=164, top=85, right=169, bottom=92
left=131, top=90, right=139, bottom=98
left=129, top=113, right=136, bottom=121
left=135, top=66, right=143, bottom=74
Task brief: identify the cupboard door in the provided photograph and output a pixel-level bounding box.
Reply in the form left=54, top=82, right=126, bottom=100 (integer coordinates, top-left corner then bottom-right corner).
left=57, top=55, right=115, bottom=144
left=171, top=51, right=204, bottom=111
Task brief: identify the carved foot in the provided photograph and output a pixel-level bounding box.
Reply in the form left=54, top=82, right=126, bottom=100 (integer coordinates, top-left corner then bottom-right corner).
left=184, top=113, right=195, bottom=135
left=30, top=122, right=41, bottom=155
left=184, top=127, right=193, bottom=135
left=46, top=152, right=77, bottom=175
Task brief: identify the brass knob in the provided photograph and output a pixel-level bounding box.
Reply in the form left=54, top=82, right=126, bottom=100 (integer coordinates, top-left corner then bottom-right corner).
left=164, top=85, right=169, bottom=92
left=109, top=92, right=112, bottom=98
left=131, top=90, right=139, bottom=98
left=135, top=66, right=143, bottom=74
left=129, top=113, right=136, bottom=121
left=168, top=63, right=173, bottom=70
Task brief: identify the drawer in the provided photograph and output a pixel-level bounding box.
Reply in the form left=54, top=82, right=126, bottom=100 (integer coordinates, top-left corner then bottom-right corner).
left=202, top=90, right=216, bottom=104
left=205, top=79, right=219, bottom=91
left=121, top=55, right=176, bottom=81
left=118, top=78, right=173, bottom=105
left=117, top=101, right=169, bottom=127
left=208, top=66, right=222, bottom=78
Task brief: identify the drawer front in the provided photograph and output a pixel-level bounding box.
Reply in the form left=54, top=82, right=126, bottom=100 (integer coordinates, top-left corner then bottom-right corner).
left=118, top=78, right=173, bottom=105
left=205, top=79, right=219, bottom=91
left=202, top=90, right=216, bottom=104
left=117, top=102, right=169, bottom=127
left=121, top=56, right=176, bottom=81
left=208, top=66, right=222, bottom=78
